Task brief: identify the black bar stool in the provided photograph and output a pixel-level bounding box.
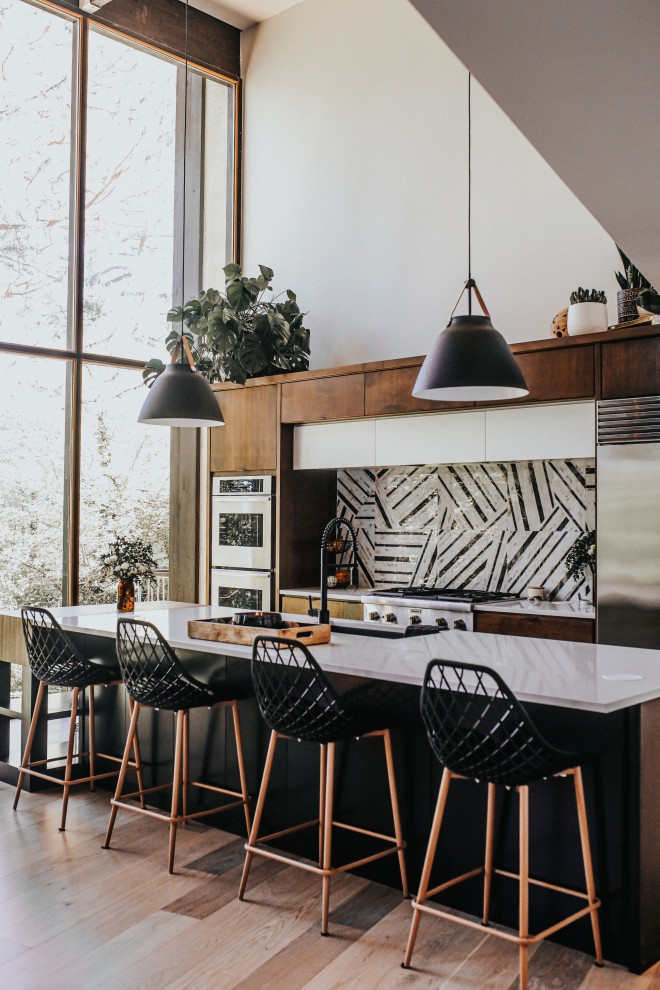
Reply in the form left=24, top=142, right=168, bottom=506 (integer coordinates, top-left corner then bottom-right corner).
left=103, top=618, right=253, bottom=873
left=239, top=635, right=408, bottom=936
left=14, top=607, right=144, bottom=831
left=403, top=659, right=603, bottom=990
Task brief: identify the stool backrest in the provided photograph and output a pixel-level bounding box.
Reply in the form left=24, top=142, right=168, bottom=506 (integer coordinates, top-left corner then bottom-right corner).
left=116, top=619, right=214, bottom=710
left=421, top=659, right=569, bottom=785
left=22, top=606, right=103, bottom=689
left=252, top=635, right=352, bottom=742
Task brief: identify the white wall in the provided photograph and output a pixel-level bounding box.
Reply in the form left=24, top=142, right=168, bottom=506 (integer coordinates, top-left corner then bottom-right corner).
left=241, top=0, right=620, bottom=369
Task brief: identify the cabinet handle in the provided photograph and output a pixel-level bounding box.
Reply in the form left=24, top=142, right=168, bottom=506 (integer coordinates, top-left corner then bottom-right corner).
left=317, top=415, right=326, bottom=421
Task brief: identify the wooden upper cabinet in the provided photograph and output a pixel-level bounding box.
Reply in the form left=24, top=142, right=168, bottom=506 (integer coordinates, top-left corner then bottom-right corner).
left=511, top=344, right=595, bottom=403
left=281, top=374, right=365, bottom=423
left=601, top=335, right=660, bottom=399
left=364, top=365, right=473, bottom=416
left=209, top=384, right=278, bottom=473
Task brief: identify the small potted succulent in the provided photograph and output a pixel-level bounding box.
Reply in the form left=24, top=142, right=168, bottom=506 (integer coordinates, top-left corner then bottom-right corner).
left=565, top=529, right=595, bottom=605
left=566, top=287, right=608, bottom=336
left=615, top=247, right=652, bottom=323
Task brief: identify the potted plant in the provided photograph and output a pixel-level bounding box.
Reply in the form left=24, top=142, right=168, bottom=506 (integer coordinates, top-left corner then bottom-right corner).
left=143, top=264, right=310, bottom=388
left=615, top=246, right=653, bottom=323
left=566, top=287, right=608, bottom=336
left=102, top=535, right=158, bottom=612
left=565, top=529, right=595, bottom=604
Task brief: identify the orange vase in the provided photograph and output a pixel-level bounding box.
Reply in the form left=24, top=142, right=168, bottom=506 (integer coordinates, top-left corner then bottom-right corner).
left=117, top=577, right=135, bottom=612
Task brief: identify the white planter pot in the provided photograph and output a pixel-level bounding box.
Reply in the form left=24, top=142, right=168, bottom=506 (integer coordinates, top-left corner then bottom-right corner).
left=566, top=301, right=608, bottom=335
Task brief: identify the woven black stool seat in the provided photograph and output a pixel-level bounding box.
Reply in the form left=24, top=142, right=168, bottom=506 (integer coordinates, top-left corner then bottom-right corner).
left=116, top=619, right=252, bottom=710
left=14, top=607, right=137, bottom=832
left=421, top=659, right=585, bottom=787
left=240, top=635, right=409, bottom=935
left=252, top=635, right=397, bottom=742
left=104, top=618, right=253, bottom=873
left=22, top=607, right=120, bottom=688
left=403, top=658, right=603, bottom=990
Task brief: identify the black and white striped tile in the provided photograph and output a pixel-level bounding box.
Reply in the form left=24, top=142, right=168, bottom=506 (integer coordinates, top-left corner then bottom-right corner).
left=336, top=459, right=595, bottom=601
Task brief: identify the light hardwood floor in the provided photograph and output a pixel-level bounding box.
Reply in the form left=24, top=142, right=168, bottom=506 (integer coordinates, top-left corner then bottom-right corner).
left=0, top=782, right=657, bottom=990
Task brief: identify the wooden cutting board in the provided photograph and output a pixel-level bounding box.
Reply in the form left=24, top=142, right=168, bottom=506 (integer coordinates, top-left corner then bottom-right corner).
left=187, top=617, right=331, bottom=646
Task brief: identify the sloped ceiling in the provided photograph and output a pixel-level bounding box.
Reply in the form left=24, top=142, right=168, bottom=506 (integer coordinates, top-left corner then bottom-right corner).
left=181, top=0, right=303, bottom=30
left=408, top=0, right=660, bottom=285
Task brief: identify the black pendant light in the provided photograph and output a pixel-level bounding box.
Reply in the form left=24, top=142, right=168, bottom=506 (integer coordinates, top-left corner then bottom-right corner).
left=413, top=74, right=528, bottom=403
left=138, top=0, right=225, bottom=429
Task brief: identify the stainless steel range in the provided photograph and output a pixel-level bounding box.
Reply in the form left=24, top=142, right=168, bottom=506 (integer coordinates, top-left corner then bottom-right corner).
left=361, top=587, right=518, bottom=630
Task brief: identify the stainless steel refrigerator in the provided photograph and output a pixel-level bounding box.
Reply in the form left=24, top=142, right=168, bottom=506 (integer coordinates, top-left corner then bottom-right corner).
left=597, top=396, right=660, bottom=648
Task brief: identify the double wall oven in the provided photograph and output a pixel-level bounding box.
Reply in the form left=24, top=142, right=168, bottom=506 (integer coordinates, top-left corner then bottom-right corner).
left=210, top=476, right=274, bottom=611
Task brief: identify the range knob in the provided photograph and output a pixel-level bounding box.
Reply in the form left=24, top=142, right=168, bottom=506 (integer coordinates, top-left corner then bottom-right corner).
left=435, top=617, right=449, bottom=630
left=453, top=619, right=467, bottom=631
left=368, top=611, right=380, bottom=622
left=384, top=612, right=398, bottom=623
left=409, top=615, right=422, bottom=625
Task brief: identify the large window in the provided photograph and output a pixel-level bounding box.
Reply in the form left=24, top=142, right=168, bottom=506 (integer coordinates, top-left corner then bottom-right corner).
left=0, top=0, right=238, bottom=609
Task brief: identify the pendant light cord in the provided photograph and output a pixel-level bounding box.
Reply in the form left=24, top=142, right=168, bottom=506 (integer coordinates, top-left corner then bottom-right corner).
left=467, top=71, right=472, bottom=316
left=180, top=0, right=189, bottom=364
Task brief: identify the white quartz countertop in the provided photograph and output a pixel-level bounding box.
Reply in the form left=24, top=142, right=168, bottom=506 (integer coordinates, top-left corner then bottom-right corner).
left=279, top=587, right=365, bottom=601
left=8, top=602, right=660, bottom=715
left=474, top=600, right=595, bottom=620
left=280, top=588, right=594, bottom=619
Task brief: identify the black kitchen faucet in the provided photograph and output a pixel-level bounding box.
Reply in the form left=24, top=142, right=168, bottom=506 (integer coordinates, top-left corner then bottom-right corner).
left=314, top=517, right=358, bottom=624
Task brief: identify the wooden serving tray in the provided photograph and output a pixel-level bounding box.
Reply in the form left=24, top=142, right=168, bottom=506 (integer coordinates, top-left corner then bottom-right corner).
left=187, top=617, right=331, bottom=646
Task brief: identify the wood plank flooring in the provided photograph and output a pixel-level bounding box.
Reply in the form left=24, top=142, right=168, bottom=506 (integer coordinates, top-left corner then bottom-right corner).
left=0, top=782, right=656, bottom=990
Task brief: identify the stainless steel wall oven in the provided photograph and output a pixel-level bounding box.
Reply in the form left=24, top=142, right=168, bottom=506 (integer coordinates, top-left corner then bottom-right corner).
left=210, top=476, right=273, bottom=609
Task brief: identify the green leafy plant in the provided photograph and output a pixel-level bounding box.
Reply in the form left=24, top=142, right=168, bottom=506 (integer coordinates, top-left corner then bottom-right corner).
left=565, top=530, right=595, bottom=582
left=101, top=535, right=158, bottom=584
left=614, top=246, right=652, bottom=291
left=143, top=264, right=310, bottom=388
left=569, top=287, right=607, bottom=305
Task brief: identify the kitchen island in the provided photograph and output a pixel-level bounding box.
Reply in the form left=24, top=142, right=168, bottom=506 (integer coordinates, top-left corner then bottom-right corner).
left=1, top=602, right=659, bottom=972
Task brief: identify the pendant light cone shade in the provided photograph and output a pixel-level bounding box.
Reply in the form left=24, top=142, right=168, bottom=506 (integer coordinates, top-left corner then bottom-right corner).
left=138, top=363, right=225, bottom=427
left=413, top=315, right=528, bottom=402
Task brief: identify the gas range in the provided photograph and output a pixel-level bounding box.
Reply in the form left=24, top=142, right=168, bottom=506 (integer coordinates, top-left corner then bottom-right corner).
left=361, top=587, right=518, bottom=631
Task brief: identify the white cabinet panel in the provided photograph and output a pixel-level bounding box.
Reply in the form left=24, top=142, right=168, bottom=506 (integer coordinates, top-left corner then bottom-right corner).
left=293, top=420, right=376, bottom=469
left=485, top=401, right=595, bottom=462
left=375, top=411, right=486, bottom=467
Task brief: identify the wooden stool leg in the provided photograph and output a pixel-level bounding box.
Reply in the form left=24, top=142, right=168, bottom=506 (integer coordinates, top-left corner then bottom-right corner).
left=518, top=784, right=530, bottom=990
left=231, top=701, right=252, bottom=835
left=483, top=782, right=496, bottom=925
left=103, top=701, right=141, bottom=850
left=239, top=730, right=278, bottom=900
left=403, top=768, right=452, bottom=969
left=574, top=766, right=603, bottom=965
left=14, top=681, right=46, bottom=811
left=382, top=729, right=409, bottom=898
left=318, top=743, right=327, bottom=867
left=88, top=686, right=95, bottom=791
left=321, top=741, right=335, bottom=936
left=128, top=697, right=145, bottom=809
left=182, top=710, right=189, bottom=822
left=60, top=687, right=79, bottom=832
left=168, top=710, right=185, bottom=874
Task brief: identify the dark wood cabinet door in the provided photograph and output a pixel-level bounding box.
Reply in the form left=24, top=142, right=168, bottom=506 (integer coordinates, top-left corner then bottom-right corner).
left=511, top=345, right=595, bottom=403
left=601, top=335, right=660, bottom=398
left=364, top=366, right=473, bottom=416
left=209, top=384, right=278, bottom=473
left=474, top=610, right=594, bottom=643
left=281, top=374, right=365, bottom=423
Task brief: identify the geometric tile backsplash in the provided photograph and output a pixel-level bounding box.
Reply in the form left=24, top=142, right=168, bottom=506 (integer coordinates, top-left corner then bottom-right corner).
left=337, top=459, right=595, bottom=601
